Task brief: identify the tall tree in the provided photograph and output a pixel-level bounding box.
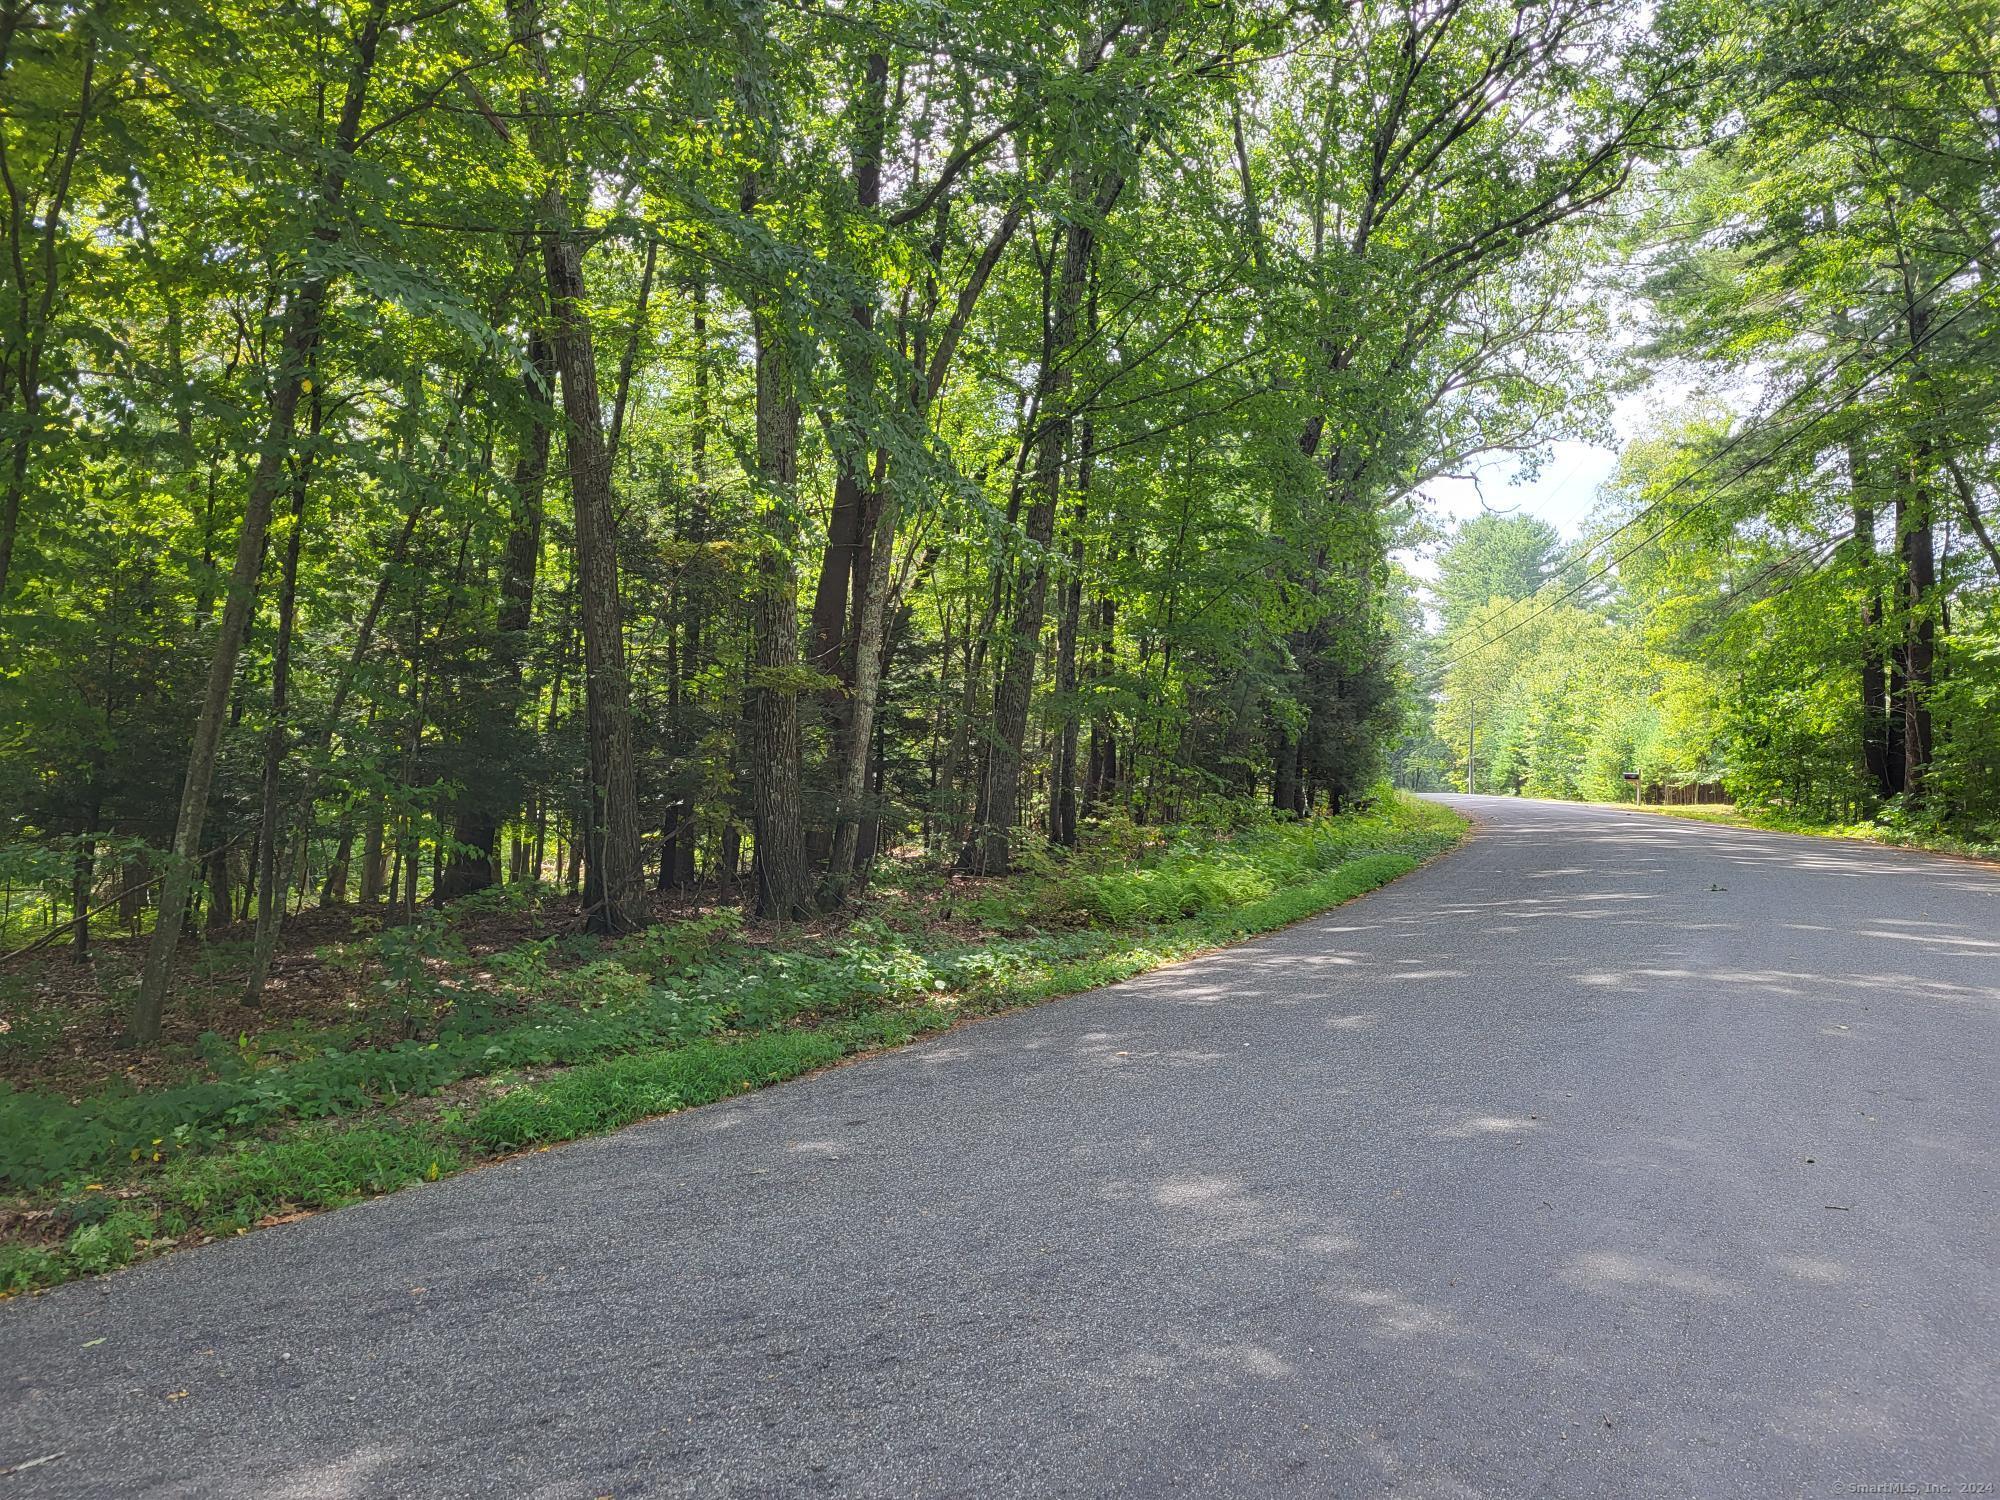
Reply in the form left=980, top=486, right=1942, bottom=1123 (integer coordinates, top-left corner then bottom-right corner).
left=130, top=0, right=391, bottom=1043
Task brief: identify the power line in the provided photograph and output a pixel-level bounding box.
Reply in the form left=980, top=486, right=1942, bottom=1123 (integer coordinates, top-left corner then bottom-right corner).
left=1433, top=255, right=1990, bottom=674
left=1518, top=231, right=2000, bottom=594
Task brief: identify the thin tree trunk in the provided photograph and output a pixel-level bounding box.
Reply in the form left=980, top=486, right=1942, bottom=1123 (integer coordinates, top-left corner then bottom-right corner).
left=541, top=204, right=643, bottom=930
left=243, top=394, right=319, bottom=1005
left=1051, top=398, right=1094, bottom=848
left=360, top=790, right=386, bottom=904
left=130, top=0, right=390, bottom=1043
left=961, top=183, right=1113, bottom=874
left=1889, top=246, right=1938, bottom=802
left=606, top=239, right=657, bottom=470
left=320, top=814, right=354, bottom=904
left=507, top=0, right=643, bottom=932
left=825, top=481, right=897, bottom=900
left=118, top=846, right=148, bottom=933
left=1943, top=455, right=2000, bottom=575
left=1897, top=470, right=1936, bottom=799
left=68, top=822, right=96, bottom=960
left=204, top=847, right=233, bottom=933
left=1848, top=443, right=1893, bottom=799
left=439, top=333, right=551, bottom=899
left=1084, top=592, right=1117, bottom=815
left=661, top=279, right=710, bottom=895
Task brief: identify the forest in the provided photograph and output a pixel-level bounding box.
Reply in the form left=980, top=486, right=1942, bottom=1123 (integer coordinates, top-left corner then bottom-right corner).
left=0, top=0, right=1995, bottom=1278
left=1399, top=0, right=1998, bottom=834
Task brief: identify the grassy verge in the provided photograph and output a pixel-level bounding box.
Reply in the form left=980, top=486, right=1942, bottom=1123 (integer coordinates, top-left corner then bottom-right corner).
left=0, top=795, right=1463, bottom=1294
left=1624, top=801, right=2000, bottom=862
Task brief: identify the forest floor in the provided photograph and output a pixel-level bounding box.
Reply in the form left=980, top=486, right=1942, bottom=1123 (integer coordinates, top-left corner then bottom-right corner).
left=0, top=795, right=1464, bottom=1294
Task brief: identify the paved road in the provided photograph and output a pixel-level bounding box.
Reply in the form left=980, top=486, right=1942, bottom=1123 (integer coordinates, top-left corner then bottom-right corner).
left=5, top=797, right=1997, bottom=1498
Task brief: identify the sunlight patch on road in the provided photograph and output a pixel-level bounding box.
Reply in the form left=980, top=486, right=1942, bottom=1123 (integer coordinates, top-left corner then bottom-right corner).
left=1773, top=1255, right=1847, bottom=1285
left=1434, top=1115, right=1540, bottom=1139
left=1563, top=1251, right=1736, bottom=1299
left=1153, top=1175, right=1237, bottom=1208
left=1327, top=1287, right=1460, bottom=1338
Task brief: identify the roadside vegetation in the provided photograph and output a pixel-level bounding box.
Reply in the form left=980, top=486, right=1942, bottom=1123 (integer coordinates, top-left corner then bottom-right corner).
left=0, top=796, right=1461, bottom=1295
left=1619, top=803, right=2000, bottom=863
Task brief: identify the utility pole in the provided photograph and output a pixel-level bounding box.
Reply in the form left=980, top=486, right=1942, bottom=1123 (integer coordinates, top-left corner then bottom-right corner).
left=1466, top=703, right=1476, bottom=795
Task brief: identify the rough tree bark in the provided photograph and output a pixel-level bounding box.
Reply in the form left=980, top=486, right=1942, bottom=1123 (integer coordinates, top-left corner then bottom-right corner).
left=823, top=480, right=897, bottom=900
left=806, top=51, right=889, bottom=688
left=502, top=1, right=644, bottom=932
left=543, top=221, right=645, bottom=932
left=748, top=300, right=814, bottom=919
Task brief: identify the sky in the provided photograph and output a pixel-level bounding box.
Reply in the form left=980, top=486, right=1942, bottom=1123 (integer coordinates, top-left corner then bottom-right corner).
left=1399, top=438, right=1621, bottom=588
left=1401, top=380, right=1701, bottom=585
left=1423, top=437, right=1621, bottom=538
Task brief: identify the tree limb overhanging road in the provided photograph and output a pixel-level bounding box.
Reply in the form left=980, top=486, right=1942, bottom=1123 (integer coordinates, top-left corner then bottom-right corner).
left=4, top=797, right=1996, bottom=1498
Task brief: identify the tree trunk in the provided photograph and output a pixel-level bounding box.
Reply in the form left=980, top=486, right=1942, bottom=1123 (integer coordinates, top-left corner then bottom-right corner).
left=1897, top=471, right=1936, bottom=800
left=204, top=847, right=233, bottom=933
left=320, top=814, right=354, bottom=904
left=1051, top=408, right=1094, bottom=848
left=244, top=394, right=318, bottom=1006
left=1943, top=456, right=2000, bottom=576
left=360, top=796, right=386, bottom=904
left=1084, top=592, right=1117, bottom=815
left=540, top=214, right=644, bottom=930
left=806, top=50, right=889, bottom=685
left=68, top=824, right=95, bottom=961
left=439, top=333, right=551, bottom=900
left=811, top=467, right=869, bottom=679
left=824, top=482, right=898, bottom=900
left=503, top=0, right=643, bottom=932
left=960, top=189, right=1110, bottom=874
left=1273, top=731, right=1299, bottom=815
left=118, top=847, right=148, bottom=933
left=129, top=0, right=390, bottom=1044
left=1847, top=444, right=1893, bottom=800
left=747, top=305, right=813, bottom=919
left=1889, top=261, right=1938, bottom=802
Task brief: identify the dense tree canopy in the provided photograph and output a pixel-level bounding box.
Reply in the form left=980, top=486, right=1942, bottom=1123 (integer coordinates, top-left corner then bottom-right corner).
left=1420, top=0, right=1998, bottom=836
left=2, top=0, right=1993, bottom=1044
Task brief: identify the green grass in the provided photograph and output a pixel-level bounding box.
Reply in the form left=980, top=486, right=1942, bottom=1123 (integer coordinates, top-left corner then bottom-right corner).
left=1627, top=801, right=2000, bottom=861
left=0, top=793, right=1464, bottom=1296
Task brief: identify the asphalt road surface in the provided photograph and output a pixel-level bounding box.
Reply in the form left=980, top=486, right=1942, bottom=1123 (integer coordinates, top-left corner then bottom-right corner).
left=5, top=796, right=1997, bottom=1498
